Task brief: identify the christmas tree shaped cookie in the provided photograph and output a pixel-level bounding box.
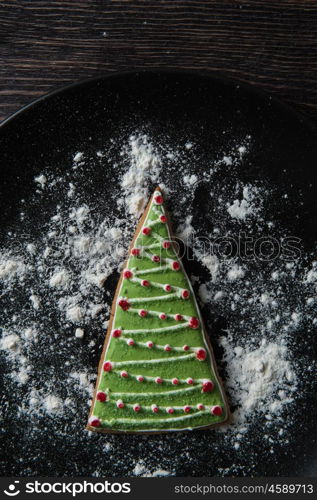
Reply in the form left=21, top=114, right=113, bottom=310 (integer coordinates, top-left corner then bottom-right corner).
left=88, top=188, right=229, bottom=433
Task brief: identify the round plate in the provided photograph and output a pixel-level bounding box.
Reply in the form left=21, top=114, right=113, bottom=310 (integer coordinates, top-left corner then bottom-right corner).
left=0, top=71, right=316, bottom=477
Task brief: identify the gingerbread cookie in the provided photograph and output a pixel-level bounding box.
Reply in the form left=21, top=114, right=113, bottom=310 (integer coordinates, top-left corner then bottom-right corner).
left=87, top=188, right=229, bottom=433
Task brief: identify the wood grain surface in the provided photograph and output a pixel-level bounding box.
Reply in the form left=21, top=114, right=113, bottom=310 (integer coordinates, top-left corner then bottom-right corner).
left=1, top=0, right=317, bottom=123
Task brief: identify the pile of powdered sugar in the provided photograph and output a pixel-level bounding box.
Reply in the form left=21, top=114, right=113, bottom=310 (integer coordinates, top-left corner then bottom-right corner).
left=119, top=135, right=163, bottom=218
left=219, top=339, right=297, bottom=438
left=227, top=184, right=262, bottom=220
left=0, top=132, right=316, bottom=477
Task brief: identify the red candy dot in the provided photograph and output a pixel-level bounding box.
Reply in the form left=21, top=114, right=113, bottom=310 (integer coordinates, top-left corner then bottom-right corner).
left=152, top=254, right=160, bottom=263
left=121, top=370, right=128, bottom=378
left=159, top=313, right=167, bottom=320
left=202, top=380, right=214, bottom=393
left=112, top=328, right=122, bottom=338
left=171, top=261, right=180, bottom=271
left=96, top=392, right=107, bottom=403
left=133, top=404, right=141, bottom=412
left=184, top=405, right=191, bottom=413
left=103, top=361, right=112, bottom=372
left=160, top=215, right=167, bottom=223
left=197, top=404, right=205, bottom=411
left=154, top=195, right=164, bottom=205
left=164, top=344, right=171, bottom=352
left=164, top=284, right=172, bottom=292
left=139, top=309, right=148, bottom=317
left=166, top=407, right=174, bottom=414
left=155, top=377, right=163, bottom=384
left=131, top=248, right=140, bottom=256
left=175, top=314, right=183, bottom=321
left=142, top=227, right=151, bottom=236
left=117, top=400, right=124, bottom=409
left=172, top=378, right=179, bottom=385
left=196, top=348, right=207, bottom=361
left=162, top=240, right=171, bottom=249
left=141, top=279, right=150, bottom=287
left=89, top=417, right=101, bottom=427
left=186, top=377, right=194, bottom=385
left=118, top=298, right=130, bottom=311
left=146, top=341, right=153, bottom=348
left=211, top=405, right=223, bottom=416
left=183, top=345, right=189, bottom=351
left=188, top=317, right=200, bottom=329
left=127, top=338, right=135, bottom=346
left=137, top=375, right=144, bottom=382
left=123, top=269, right=133, bottom=279
left=181, top=289, right=190, bottom=299
left=151, top=404, right=159, bottom=413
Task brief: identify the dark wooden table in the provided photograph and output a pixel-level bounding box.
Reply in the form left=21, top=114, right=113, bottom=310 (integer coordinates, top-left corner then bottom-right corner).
left=1, top=1, right=317, bottom=123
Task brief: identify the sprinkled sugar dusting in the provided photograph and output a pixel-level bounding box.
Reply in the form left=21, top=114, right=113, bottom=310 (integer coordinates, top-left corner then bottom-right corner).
left=0, top=132, right=316, bottom=476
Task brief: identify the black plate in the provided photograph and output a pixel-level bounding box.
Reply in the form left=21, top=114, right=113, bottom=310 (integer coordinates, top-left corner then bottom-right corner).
left=0, top=71, right=316, bottom=477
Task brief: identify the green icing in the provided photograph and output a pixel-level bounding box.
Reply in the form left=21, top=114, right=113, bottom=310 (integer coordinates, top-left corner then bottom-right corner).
left=91, top=191, right=227, bottom=432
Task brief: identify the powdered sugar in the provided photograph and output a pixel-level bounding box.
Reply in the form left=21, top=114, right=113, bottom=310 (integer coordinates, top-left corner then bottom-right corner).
left=220, top=338, right=296, bottom=425
left=183, top=174, right=198, bottom=187
left=133, top=461, right=174, bottom=477
left=227, top=264, right=245, bottom=281
left=0, top=256, right=25, bottom=280
left=176, top=215, right=195, bottom=243
left=43, top=394, right=64, bottom=414
left=34, top=174, right=47, bottom=188
left=68, top=370, right=95, bottom=396
left=0, top=332, right=20, bottom=352
left=49, top=270, right=70, bottom=288
left=75, top=328, right=85, bottom=339
left=119, top=135, right=162, bottom=217
left=227, top=185, right=261, bottom=220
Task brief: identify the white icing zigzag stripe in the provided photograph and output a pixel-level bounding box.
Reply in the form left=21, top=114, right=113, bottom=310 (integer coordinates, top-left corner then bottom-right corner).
left=142, top=251, right=174, bottom=265
left=148, top=230, right=164, bottom=243
left=128, top=293, right=179, bottom=303
left=127, top=307, right=191, bottom=321
left=111, top=353, right=195, bottom=367
left=146, top=218, right=162, bottom=228
left=152, top=206, right=163, bottom=216
left=134, top=265, right=170, bottom=275
left=118, top=336, right=201, bottom=353
left=110, top=401, right=206, bottom=412
left=123, top=322, right=190, bottom=334
left=137, top=243, right=164, bottom=250
left=130, top=277, right=184, bottom=294
left=112, top=369, right=202, bottom=385
left=103, top=410, right=211, bottom=425
left=109, top=385, right=200, bottom=398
